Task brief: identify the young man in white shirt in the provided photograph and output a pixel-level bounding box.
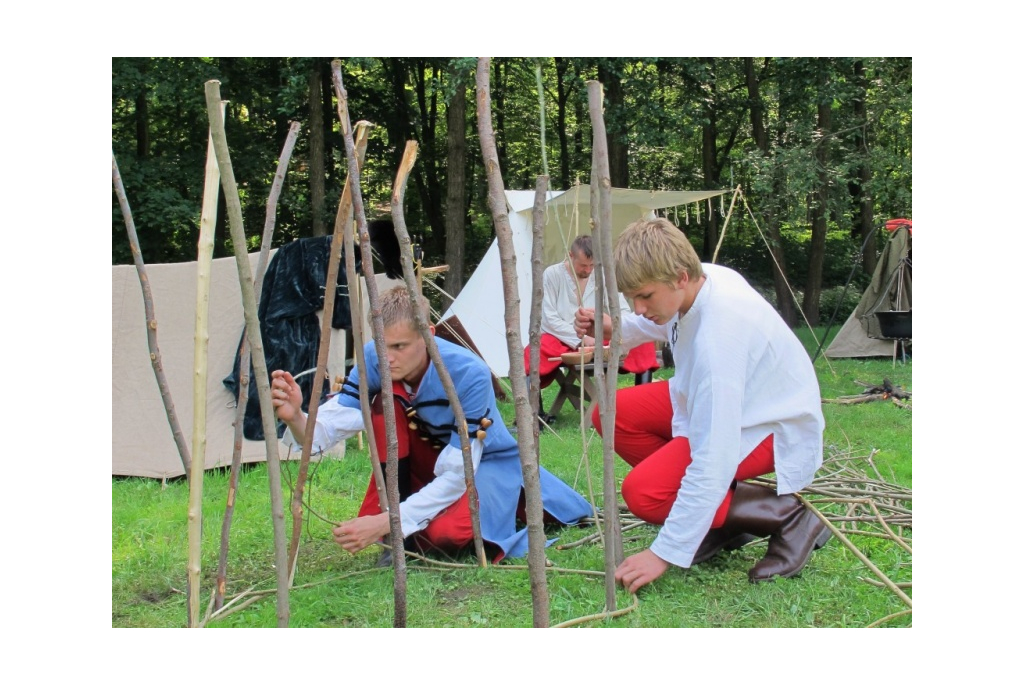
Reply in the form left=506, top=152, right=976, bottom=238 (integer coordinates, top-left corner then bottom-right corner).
left=574, top=218, right=829, bottom=592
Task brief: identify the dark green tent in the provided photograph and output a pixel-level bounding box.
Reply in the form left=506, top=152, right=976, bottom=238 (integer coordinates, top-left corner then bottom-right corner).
left=825, top=224, right=912, bottom=358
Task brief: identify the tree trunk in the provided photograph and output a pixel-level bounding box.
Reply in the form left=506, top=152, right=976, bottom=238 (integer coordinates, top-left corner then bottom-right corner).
left=805, top=96, right=832, bottom=326
left=309, top=65, right=326, bottom=237
left=597, top=62, right=628, bottom=187
left=494, top=59, right=508, bottom=185
left=443, top=71, right=468, bottom=299
left=849, top=59, right=877, bottom=276
left=745, top=57, right=798, bottom=326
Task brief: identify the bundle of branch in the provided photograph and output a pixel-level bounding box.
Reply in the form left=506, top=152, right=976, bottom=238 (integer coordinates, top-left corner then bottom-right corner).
left=823, top=378, right=912, bottom=409
left=756, top=445, right=912, bottom=620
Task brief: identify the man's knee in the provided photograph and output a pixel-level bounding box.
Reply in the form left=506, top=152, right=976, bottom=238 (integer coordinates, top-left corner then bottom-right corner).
left=621, top=473, right=669, bottom=525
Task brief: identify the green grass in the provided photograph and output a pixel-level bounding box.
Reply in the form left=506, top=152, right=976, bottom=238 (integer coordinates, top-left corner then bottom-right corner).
left=112, top=327, right=911, bottom=628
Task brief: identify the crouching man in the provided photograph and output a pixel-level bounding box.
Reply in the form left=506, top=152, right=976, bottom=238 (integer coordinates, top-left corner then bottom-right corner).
left=272, top=286, right=592, bottom=561
left=575, top=218, right=830, bottom=592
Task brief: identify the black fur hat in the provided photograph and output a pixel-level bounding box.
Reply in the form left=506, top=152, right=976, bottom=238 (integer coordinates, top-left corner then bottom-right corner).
left=368, top=218, right=403, bottom=279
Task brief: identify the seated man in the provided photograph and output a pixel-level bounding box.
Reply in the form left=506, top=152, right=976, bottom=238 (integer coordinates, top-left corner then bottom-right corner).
left=575, top=218, right=829, bottom=592
left=271, top=286, right=592, bottom=562
left=523, top=235, right=659, bottom=419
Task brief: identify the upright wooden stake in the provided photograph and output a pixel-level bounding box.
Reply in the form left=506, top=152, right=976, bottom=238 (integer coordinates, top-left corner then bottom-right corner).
left=587, top=80, right=625, bottom=611
left=215, top=121, right=301, bottom=611
left=332, top=62, right=408, bottom=627
left=477, top=57, right=550, bottom=627
left=336, top=126, right=387, bottom=511
left=389, top=140, right=487, bottom=565
left=111, top=155, right=191, bottom=475
left=204, top=81, right=290, bottom=627
left=186, top=102, right=224, bottom=627
left=287, top=116, right=370, bottom=578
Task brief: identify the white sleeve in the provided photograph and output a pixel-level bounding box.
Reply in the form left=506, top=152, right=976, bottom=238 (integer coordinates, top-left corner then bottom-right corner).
left=619, top=311, right=668, bottom=349
left=541, top=267, right=581, bottom=347
left=397, top=438, right=484, bottom=537
left=280, top=399, right=364, bottom=454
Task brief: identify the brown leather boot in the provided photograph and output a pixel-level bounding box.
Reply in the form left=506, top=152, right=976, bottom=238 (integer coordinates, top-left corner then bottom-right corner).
left=692, top=529, right=758, bottom=565
left=691, top=481, right=760, bottom=565
left=693, top=482, right=828, bottom=580
left=747, top=507, right=830, bottom=582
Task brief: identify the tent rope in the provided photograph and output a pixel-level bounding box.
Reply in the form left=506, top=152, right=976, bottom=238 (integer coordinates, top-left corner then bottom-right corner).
left=738, top=189, right=837, bottom=377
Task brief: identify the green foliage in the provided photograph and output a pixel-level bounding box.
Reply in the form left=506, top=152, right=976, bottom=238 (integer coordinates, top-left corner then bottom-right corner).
left=112, top=55, right=911, bottom=314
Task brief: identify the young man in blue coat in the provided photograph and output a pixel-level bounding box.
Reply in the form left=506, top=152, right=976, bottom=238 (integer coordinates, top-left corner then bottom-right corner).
left=271, top=286, right=591, bottom=561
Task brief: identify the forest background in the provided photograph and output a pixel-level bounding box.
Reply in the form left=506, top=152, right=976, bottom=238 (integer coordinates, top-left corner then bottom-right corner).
left=112, top=57, right=912, bottom=327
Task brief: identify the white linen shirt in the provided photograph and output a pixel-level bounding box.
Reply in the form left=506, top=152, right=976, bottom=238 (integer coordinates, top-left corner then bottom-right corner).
left=541, top=260, right=632, bottom=347
left=618, top=263, right=825, bottom=568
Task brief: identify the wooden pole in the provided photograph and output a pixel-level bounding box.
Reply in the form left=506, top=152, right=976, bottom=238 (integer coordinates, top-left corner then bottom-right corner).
left=204, top=81, right=290, bottom=627
left=389, top=140, right=487, bottom=565
left=186, top=102, right=224, bottom=627
left=111, top=155, right=191, bottom=475
left=335, top=125, right=386, bottom=510
left=332, top=62, right=408, bottom=627
left=587, top=79, right=625, bottom=611
left=528, top=179, right=546, bottom=438
left=476, top=57, right=551, bottom=627
left=215, top=120, right=301, bottom=611
left=287, top=115, right=370, bottom=578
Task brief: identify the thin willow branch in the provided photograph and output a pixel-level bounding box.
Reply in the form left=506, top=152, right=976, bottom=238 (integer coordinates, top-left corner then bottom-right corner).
left=799, top=496, right=911, bottom=609
left=865, top=609, right=912, bottom=628
left=528, top=179, right=545, bottom=431
left=216, top=119, right=301, bottom=611
left=111, top=154, right=191, bottom=474
left=204, top=80, right=290, bottom=627
left=476, top=56, right=550, bottom=627
left=551, top=591, right=640, bottom=629
left=859, top=578, right=912, bottom=590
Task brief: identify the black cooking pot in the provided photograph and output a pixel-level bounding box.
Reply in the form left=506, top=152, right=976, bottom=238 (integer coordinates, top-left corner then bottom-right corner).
left=875, top=311, right=912, bottom=339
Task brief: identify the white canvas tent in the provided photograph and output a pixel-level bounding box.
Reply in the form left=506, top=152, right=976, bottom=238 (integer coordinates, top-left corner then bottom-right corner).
left=440, top=185, right=728, bottom=378
left=112, top=250, right=349, bottom=478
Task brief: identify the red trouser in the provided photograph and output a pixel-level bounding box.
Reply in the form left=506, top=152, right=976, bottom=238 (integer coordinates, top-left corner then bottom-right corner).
left=524, top=334, right=660, bottom=389
left=591, top=381, right=775, bottom=528
left=356, top=384, right=474, bottom=553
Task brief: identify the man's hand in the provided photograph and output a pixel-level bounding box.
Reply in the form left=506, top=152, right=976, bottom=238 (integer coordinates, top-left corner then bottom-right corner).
left=270, top=369, right=303, bottom=423
left=332, top=513, right=391, bottom=554
left=574, top=307, right=612, bottom=343
left=581, top=335, right=596, bottom=348
left=574, top=307, right=596, bottom=339
left=614, top=549, right=671, bottom=593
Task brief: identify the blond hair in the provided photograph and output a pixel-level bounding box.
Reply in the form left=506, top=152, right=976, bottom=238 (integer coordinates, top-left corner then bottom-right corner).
left=378, top=285, right=429, bottom=330
left=614, top=217, right=703, bottom=294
